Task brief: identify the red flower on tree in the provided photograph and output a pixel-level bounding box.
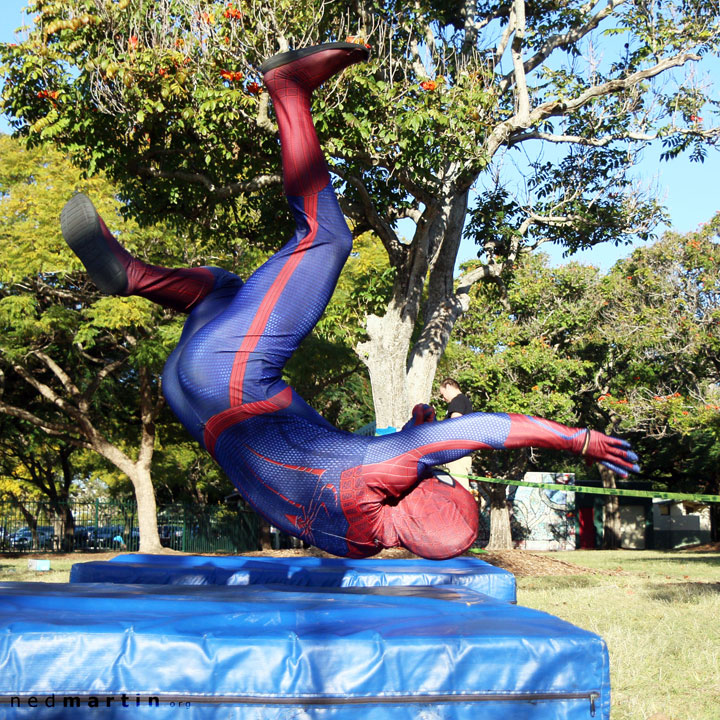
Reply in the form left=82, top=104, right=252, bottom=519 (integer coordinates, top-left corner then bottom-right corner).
left=128, top=35, right=139, bottom=50
left=247, top=81, right=262, bottom=95
left=224, top=3, right=243, bottom=19
left=345, top=35, right=371, bottom=49
left=220, top=69, right=243, bottom=82
left=420, top=80, right=437, bottom=91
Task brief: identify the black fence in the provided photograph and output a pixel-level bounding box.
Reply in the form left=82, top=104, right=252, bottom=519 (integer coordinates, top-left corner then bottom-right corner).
left=0, top=499, right=264, bottom=554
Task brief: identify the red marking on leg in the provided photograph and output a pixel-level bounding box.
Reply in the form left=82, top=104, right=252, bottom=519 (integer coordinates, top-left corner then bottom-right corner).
left=238, top=447, right=335, bottom=545
left=228, top=194, right=319, bottom=406
left=203, top=386, right=292, bottom=456
left=243, top=445, right=326, bottom=477
left=127, top=264, right=216, bottom=312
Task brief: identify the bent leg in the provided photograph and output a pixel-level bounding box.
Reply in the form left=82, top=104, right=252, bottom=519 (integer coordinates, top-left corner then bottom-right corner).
left=169, top=45, right=370, bottom=435
left=61, top=193, right=225, bottom=312
left=177, top=44, right=370, bottom=413
left=221, top=188, right=353, bottom=406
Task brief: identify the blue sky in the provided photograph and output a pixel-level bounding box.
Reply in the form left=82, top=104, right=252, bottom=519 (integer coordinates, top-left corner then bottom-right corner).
left=2, top=1, right=718, bottom=270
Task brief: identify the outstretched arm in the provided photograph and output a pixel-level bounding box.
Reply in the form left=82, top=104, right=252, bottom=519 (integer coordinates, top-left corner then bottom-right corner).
left=502, top=414, right=639, bottom=477
left=376, top=411, right=639, bottom=479
left=355, top=410, right=638, bottom=560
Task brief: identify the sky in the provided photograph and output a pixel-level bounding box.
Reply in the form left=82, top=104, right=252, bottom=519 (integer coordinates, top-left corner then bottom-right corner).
left=1, top=1, right=718, bottom=271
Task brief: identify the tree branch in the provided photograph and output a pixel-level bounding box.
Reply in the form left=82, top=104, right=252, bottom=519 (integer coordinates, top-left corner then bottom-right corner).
left=255, top=91, right=275, bottom=133
left=133, top=165, right=282, bottom=198
left=482, top=51, right=701, bottom=166
left=81, top=356, right=129, bottom=411
left=31, top=350, right=81, bottom=398
left=509, top=125, right=720, bottom=148
left=332, top=166, right=404, bottom=261
left=11, top=362, right=81, bottom=420
left=499, top=0, right=628, bottom=94
left=0, top=400, right=75, bottom=439
left=510, top=0, right=531, bottom=121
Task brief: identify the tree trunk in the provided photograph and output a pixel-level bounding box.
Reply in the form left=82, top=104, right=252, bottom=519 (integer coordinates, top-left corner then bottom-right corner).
left=89, top=433, right=163, bottom=553
left=710, top=501, right=719, bottom=543
left=357, top=188, right=472, bottom=428
left=131, top=364, right=163, bottom=553
left=129, top=463, right=163, bottom=553
left=600, top=466, right=621, bottom=549
left=57, top=504, right=75, bottom=552
left=406, top=188, right=470, bottom=407
left=484, top=482, right=513, bottom=550
left=58, top=447, right=75, bottom=551
left=357, top=298, right=416, bottom=428
left=259, top=520, right=272, bottom=550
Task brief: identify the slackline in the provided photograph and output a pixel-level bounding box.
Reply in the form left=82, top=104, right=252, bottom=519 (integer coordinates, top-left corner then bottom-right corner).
left=454, top=474, right=720, bottom=504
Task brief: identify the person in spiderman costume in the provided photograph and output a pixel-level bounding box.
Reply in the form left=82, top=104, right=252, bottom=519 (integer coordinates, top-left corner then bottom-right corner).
left=60, top=42, right=639, bottom=560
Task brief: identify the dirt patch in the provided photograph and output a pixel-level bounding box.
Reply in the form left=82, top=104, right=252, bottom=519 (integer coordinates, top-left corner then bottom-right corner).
left=1, top=552, right=120, bottom=562
left=475, top=550, right=598, bottom=577
left=681, top=541, right=720, bottom=553
left=238, top=546, right=597, bottom=577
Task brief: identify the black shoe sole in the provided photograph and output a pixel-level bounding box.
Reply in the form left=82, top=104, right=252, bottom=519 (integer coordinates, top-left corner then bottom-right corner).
left=260, top=41, right=370, bottom=75
left=60, top=194, right=128, bottom=295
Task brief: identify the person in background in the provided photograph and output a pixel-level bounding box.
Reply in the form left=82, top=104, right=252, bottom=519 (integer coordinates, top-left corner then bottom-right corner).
left=438, top=378, right=474, bottom=490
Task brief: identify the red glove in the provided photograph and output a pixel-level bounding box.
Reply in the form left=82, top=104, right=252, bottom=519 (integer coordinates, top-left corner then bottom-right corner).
left=404, top=403, right=436, bottom=428
left=582, top=429, right=640, bottom=477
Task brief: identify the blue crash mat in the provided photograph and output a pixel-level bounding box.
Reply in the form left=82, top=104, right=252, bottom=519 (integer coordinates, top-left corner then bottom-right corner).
left=70, top=554, right=516, bottom=602
left=0, top=582, right=608, bottom=719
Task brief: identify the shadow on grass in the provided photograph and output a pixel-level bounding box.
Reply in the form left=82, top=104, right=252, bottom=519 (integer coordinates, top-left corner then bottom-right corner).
left=518, top=575, right=602, bottom=591
left=609, top=552, right=720, bottom=569
left=648, top=581, right=720, bottom=602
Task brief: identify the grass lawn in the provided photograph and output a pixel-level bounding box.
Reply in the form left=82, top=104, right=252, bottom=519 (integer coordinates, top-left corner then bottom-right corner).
left=0, top=549, right=718, bottom=719
left=0, top=552, right=116, bottom=583
left=518, top=549, right=720, bottom=720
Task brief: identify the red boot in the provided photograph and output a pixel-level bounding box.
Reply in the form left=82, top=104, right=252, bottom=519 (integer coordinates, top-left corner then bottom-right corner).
left=261, top=42, right=370, bottom=196
left=261, top=41, right=370, bottom=92
left=61, top=193, right=215, bottom=312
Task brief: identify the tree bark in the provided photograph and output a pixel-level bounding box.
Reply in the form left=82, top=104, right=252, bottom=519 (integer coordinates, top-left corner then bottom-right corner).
left=130, top=463, right=163, bottom=553
left=406, top=190, right=471, bottom=409
left=484, top=482, right=513, bottom=550
left=357, top=188, right=475, bottom=428
left=259, top=520, right=272, bottom=550
left=600, top=466, right=622, bottom=549
left=357, top=297, right=416, bottom=428
left=710, top=502, right=719, bottom=543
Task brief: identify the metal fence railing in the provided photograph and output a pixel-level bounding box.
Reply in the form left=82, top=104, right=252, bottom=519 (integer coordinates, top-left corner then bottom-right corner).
left=0, top=499, right=262, bottom=554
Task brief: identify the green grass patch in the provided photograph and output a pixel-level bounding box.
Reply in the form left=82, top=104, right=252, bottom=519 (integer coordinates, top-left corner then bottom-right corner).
left=0, top=553, right=115, bottom=583
left=0, top=558, right=76, bottom=583
left=518, top=550, right=720, bottom=720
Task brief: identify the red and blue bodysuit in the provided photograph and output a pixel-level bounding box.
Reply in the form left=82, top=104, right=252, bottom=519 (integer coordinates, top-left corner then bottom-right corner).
left=60, top=43, right=638, bottom=559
